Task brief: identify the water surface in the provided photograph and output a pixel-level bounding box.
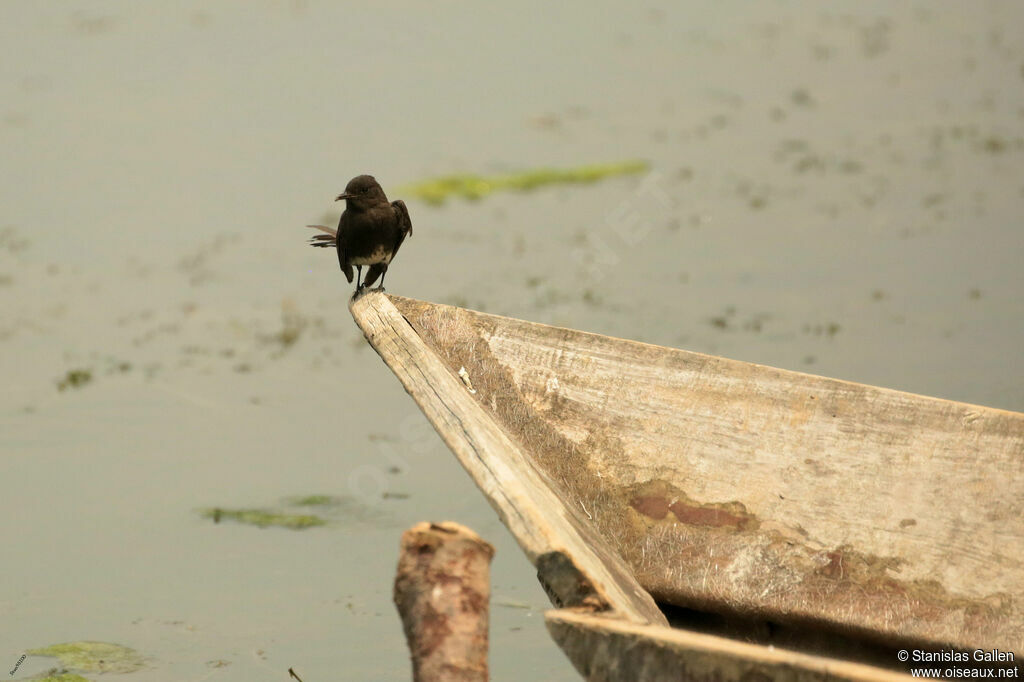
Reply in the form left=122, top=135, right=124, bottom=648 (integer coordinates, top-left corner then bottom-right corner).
left=2, top=2, right=1022, bottom=680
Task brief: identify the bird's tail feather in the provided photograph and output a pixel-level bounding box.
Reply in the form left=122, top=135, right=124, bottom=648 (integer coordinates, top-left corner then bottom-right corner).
left=305, top=225, right=337, bottom=248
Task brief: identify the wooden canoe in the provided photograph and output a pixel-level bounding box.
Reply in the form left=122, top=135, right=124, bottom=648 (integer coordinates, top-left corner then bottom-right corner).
left=350, top=292, right=1023, bottom=680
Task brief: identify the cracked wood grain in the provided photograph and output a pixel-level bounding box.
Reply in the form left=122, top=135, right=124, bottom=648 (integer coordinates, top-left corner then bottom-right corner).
left=350, top=291, right=667, bottom=627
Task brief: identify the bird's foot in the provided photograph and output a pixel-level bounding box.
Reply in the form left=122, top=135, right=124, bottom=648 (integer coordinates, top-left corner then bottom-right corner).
left=371, top=285, right=386, bottom=292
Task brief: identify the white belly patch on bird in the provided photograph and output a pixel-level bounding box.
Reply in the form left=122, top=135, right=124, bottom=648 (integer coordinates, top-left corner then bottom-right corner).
left=350, top=246, right=392, bottom=266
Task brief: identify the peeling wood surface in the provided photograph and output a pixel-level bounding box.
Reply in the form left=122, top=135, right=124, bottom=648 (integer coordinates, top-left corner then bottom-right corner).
left=546, top=609, right=913, bottom=682
left=349, top=292, right=666, bottom=626
left=394, top=521, right=493, bottom=682
left=365, top=294, right=1024, bottom=650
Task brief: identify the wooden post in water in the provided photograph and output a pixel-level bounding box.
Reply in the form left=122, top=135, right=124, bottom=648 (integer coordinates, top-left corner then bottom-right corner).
left=394, top=521, right=495, bottom=682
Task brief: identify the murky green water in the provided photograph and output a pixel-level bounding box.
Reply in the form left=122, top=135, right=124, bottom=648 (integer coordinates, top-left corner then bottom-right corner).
left=2, top=2, right=1022, bottom=680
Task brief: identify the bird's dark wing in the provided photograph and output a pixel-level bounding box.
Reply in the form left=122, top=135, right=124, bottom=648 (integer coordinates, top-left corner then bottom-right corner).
left=389, top=199, right=413, bottom=262
left=334, top=215, right=354, bottom=283
left=391, top=200, right=412, bottom=238
left=305, top=224, right=336, bottom=248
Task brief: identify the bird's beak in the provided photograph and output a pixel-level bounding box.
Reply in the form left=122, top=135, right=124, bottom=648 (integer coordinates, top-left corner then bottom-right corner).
left=335, top=193, right=355, bottom=202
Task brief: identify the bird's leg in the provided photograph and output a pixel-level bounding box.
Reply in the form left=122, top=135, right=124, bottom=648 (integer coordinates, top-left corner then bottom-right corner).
left=355, top=265, right=363, bottom=291
left=374, top=268, right=387, bottom=291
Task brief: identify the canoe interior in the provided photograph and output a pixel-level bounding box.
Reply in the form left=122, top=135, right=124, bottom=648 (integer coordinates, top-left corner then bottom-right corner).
left=545, top=609, right=917, bottom=682
left=379, top=294, right=1024, bottom=652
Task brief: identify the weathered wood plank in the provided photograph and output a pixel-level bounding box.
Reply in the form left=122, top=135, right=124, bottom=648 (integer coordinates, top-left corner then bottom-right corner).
left=546, top=609, right=913, bottom=682
left=386, top=294, right=1024, bottom=650
left=394, top=522, right=494, bottom=682
left=349, top=291, right=667, bottom=626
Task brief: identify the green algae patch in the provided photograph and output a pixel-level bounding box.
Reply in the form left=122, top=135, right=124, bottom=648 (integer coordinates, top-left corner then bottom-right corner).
left=286, top=494, right=337, bottom=507
left=56, top=369, right=93, bottom=391
left=27, top=641, right=145, bottom=674
left=33, top=673, right=91, bottom=682
left=201, top=494, right=393, bottom=529
left=399, top=160, right=650, bottom=206
left=199, top=506, right=326, bottom=529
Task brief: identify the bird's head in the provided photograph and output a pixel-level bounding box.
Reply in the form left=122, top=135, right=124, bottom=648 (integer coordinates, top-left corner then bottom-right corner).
left=336, top=174, right=388, bottom=209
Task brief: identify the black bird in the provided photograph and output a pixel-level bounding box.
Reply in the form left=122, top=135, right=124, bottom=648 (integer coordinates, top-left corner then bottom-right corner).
left=307, top=175, right=412, bottom=294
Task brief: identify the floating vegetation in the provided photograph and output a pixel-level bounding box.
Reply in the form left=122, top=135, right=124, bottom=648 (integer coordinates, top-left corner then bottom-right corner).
left=199, top=507, right=326, bottom=530
left=57, top=369, right=93, bottom=391
left=285, top=494, right=336, bottom=507
left=802, top=322, right=842, bottom=337
left=266, top=301, right=306, bottom=349
left=56, top=358, right=133, bottom=392
left=201, top=494, right=393, bottom=529
left=27, top=641, right=145, bottom=674
left=0, top=226, right=31, bottom=253
left=399, top=160, right=650, bottom=206
left=707, top=307, right=772, bottom=333
left=33, top=673, right=90, bottom=682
